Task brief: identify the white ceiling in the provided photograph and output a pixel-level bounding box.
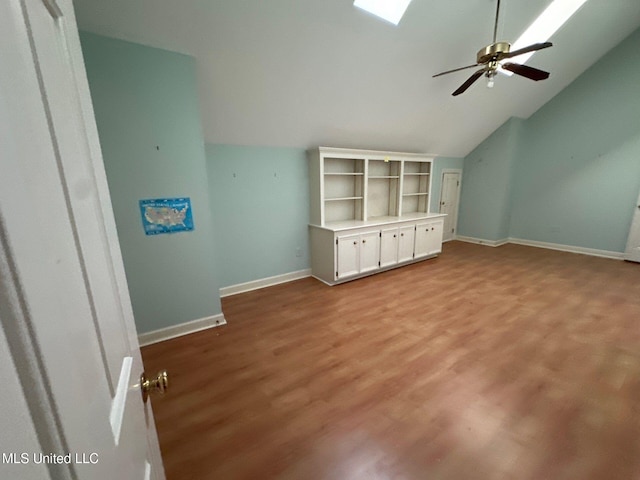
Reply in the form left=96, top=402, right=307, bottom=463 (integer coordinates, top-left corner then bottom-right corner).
left=74, top=0, right=640, bottom=157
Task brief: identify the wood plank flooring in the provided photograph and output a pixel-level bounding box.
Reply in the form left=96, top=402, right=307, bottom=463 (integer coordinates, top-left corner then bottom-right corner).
left=142, top=241, right=640, bottom=479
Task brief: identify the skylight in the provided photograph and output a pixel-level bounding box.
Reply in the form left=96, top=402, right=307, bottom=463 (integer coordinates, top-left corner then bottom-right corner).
left=354, top=0, right=413, bottom=26
left=502, top=0, right=588, bottom=74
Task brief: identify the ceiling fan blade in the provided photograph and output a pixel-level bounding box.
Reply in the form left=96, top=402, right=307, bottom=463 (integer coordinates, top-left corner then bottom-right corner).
left=452, top=69, right=486, bottom=96
left=502, top=42, right=553, bottom=59
left=502, top=63, right=550, bottom=81
left=433, top=63, right=481, bottom=78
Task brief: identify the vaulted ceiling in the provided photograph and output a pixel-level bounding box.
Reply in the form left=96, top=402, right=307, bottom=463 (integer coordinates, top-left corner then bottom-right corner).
left=74, top=0, right=640, bottom=157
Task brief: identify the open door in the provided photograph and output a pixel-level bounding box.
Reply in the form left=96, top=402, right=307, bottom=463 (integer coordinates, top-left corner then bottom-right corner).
left=624, top=190, right=640, bottom=263
left=1, top=1, right=165, bottom=478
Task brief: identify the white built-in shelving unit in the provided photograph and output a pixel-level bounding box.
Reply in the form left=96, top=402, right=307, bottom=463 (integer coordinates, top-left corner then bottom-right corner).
left=308, top=147, right=446, bottom=285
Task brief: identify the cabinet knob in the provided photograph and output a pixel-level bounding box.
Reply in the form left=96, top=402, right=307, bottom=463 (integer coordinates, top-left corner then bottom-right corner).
left=401, top=233, right=404, bottom=237
left=362, top=239, right=366, bottom=243
left=353, top=241, right=357, bottom=245
left=393, top=234, right=396, bottom=238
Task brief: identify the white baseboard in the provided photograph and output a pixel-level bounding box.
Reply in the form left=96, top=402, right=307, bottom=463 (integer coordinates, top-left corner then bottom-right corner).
left=454, top=235, right=624, bottom=260
left=138, top=313, right=226, bottom=347
left=455, top=235, right=509, bottom=247
left=507, top=237, right=624, bottom=260
left=220, top=269, right=311, bottom=298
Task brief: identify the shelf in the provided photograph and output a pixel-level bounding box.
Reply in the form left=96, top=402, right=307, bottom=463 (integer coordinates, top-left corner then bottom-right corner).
left=325, top=196, right=364, bottom=202
left=369, top=175, right=400, bottom=179
left=402, top=192, right=428, bottom=197
left=324, top=157, right=365, bottom=175
left=325, top=172, right=364, bottom=176
left=403, top=173, right=430, bottom=176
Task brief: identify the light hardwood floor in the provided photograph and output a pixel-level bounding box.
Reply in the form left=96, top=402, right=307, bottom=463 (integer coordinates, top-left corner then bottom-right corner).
left=142, top=241, right=640, bottom=479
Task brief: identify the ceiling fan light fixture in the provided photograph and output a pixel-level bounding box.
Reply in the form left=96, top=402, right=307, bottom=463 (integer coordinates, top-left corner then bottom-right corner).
left=502, top=0, right=588, bottom=74
left=354, top=0, right=413, bottom=26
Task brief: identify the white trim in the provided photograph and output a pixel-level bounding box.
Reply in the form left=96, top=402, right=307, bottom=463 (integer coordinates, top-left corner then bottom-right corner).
left=508, top=237, right=624, bottom=260
left=311, top=275, right=334, bottom=287
left=220, top=269, right=311, bottom=298
left=454, top=235, right=624, bottom=260
left=455, top=236, right=509, bottom=247
left=138, top=314, right=226, bottom=347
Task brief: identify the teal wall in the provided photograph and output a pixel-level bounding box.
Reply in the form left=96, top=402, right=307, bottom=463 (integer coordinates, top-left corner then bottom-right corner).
left=458, top=27, right=640, bottom=252
left=509, top=26, right=640, bottom=251
left=458, top=118, right=523, bottom=241
left=205, top=144, right=310, bottom=288
left=80, top=32, right=221, bottom=333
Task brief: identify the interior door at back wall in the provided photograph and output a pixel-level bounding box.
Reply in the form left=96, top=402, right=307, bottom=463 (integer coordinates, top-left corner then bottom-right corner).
left=1, top=1, right=164, bottom=478
left=440, top=171, right=461, bottom=241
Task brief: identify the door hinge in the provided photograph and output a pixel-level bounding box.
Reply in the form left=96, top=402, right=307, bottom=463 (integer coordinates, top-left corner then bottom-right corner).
left=336, top=271, right=338, bottom=277
left=457, top=181, right=460, bottom=186
left=43, top=0, right=63, bottom=18
left=452, top=228, right=455, bottom=233
left=378, top=261, right=381, bottom=266
left=336, top=238, right=338, bottom=245
left=414, top=225, right=417, bottom=231
left=379, top=232, right=382, bottom=237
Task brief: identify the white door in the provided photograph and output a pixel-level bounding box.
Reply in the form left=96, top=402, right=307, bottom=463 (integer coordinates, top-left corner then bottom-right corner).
left=337, top=234, right=360, bottom=278
left=414, top=223, right=431, bottom=258
left=624, top=191, right=640, bottom=263
left=359, top=231, right=381, bottom=273
left=439, top=171, right=461, bottom=241
left=398, top=225, right=416, bottom=263
left=380, top=228, right=399, bottom=267
left=1, top=1, right=165, bottom=479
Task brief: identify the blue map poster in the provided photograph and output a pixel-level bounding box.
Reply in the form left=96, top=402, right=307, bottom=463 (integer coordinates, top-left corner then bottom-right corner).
left=139, top=197, right=194, bottom=235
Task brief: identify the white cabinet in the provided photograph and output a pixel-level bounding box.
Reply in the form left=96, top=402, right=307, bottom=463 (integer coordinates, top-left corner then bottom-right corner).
left=380, top=228, right=399, bottom=268
left=337, top=234, right=360, bottom=279
left=336, top=231, right=380, bottom=279
left=415, top=219, right=444, bottom=258
left=360, top=231, right=381, bottom=273
left=398, top=225, right=416, bottom=263
left=309, top=147, right=446, bottom=285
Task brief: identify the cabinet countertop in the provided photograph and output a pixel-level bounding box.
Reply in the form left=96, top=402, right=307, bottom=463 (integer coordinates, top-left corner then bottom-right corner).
left=310, top=213, right=446, bottom=232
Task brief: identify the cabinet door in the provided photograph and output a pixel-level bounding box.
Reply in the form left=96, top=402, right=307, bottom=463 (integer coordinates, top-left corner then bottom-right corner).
left=426, top=220, right=444, bottom=255
left=414, top=223, right=431, bottom=258
left=380, top=228, right=399, bottom=268
left=398, top=225, right=416, bottom=263
left=359, top=231, right=381, bottom=273
left=416, top=220, right=444, bottom=257
left=337, top=234, right=359, bottom=279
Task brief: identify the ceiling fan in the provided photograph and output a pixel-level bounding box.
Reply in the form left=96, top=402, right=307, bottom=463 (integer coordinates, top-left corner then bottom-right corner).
left=433, top=0, right=553, bottom=96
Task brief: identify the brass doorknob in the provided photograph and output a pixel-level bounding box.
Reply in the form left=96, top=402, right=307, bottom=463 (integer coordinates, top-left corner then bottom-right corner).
left=140, top=370, right=168, bottom=403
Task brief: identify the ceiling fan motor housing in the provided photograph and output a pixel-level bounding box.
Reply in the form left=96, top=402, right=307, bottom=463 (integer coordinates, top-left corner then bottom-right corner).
left=477, top=41, right=511, bottom=63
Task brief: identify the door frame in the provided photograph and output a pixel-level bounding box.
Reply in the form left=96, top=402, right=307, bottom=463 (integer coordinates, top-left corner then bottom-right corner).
left=1, top=0, right=164, bottom=477
left=624, top=188, right=640, bottom=262
left=439, top=169, right=462, bottom=242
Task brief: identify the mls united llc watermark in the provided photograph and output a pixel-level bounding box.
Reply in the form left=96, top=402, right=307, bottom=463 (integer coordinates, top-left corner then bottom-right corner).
left=3, top=452, right=99, bottom=465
